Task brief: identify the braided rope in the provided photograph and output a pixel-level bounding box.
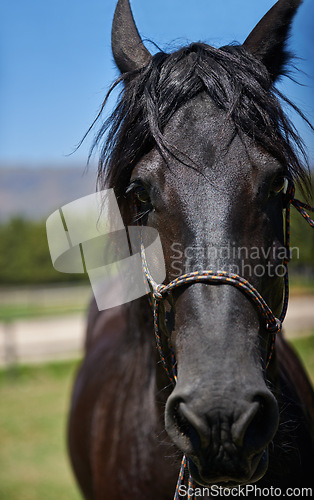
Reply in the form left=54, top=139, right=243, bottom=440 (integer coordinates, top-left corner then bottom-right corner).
left=292, top=200, right=314, bottom=227
left=174, top=455, right=187, bottom=500
left=137, top=182, right=314, bottom=500
left=141, top=240, right=282, bottom=383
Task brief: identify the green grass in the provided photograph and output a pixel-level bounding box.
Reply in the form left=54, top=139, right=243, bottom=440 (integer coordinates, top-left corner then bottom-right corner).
left=289, top=333, right=314, bottom=385
left=289, top=274, right=314, bottom=296
left=0, top=360, right=82, bottom=500
left=0, top=303, right=86, bottom=322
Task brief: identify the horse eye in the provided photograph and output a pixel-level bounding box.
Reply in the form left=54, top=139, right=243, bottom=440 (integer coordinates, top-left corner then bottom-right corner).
left=135, top=185, right=151, bottom=204
left=270, top=175, right=286, bottom=196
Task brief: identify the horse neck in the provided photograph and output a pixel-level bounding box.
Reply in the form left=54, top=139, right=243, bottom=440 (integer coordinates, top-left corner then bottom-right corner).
left=261, top=333, right=314, bottom=485
left=89, top=296, right=176, bottom=495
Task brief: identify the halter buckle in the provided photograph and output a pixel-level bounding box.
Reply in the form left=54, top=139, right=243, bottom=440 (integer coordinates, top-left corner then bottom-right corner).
left=266, top=318, right=282, bottom=333
left=153, top=284, right=166, bottom=300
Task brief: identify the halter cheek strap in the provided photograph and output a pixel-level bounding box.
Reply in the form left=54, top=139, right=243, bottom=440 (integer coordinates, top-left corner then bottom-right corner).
left=138, top=181, right=314, bottom=500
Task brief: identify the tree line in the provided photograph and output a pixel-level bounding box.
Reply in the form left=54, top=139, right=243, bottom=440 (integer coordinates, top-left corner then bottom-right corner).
left=0, top=218, right=87, bottom=285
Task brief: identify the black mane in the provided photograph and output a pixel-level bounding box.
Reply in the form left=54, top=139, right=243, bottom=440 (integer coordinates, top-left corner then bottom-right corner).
left=89, top=42, right=311, bottom=199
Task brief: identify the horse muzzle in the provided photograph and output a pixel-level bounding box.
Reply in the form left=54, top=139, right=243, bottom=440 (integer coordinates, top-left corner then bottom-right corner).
left=165, top=386, right=279, bottom=486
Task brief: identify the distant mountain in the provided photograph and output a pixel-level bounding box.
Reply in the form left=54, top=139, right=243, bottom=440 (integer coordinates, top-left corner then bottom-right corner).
left=0, top=165, right=97, bottom=221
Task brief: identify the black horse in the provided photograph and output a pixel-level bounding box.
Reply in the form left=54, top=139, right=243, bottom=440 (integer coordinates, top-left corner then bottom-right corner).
left=68, top=0, right=314, bottom=498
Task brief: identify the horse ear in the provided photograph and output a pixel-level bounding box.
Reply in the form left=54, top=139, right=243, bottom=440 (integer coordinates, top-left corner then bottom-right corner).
left=111, top=0, right=151, bottom=74
left=243, top=0, right=302, bottom=81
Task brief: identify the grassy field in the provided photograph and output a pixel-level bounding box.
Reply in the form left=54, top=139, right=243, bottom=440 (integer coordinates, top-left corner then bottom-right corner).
left=0, top=336, right=313, bottom=500
left=0, top=304, right=86, bottom=322
left=290, top=333, right=314, bottom=385
left=0, top=361, right=82, bottom=500
left=290, top=276, right=314, bottom=296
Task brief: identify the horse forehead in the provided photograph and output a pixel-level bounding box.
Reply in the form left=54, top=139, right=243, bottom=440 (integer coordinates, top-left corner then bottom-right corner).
left=162, top=93, right=279, bottom=179
left=133, top=93, right=282, bottom=192
left=164, top=93, right=230, bottom=157
left=165, top=93, right=224, bottom=138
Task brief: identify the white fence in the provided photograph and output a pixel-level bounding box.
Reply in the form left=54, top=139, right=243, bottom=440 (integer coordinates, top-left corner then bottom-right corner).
left=0, top=292, right=313, bottom=367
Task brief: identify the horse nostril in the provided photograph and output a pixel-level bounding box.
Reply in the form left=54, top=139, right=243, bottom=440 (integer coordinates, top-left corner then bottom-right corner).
left=232, top=392, right=279, bottom=450
left=166, top=397, right=206, bottom=453
left=173, top=401, right=192, bottom=437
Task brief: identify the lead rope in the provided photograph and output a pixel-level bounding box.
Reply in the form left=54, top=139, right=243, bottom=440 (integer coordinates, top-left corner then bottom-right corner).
left=137, top=181, right=314, bottom=500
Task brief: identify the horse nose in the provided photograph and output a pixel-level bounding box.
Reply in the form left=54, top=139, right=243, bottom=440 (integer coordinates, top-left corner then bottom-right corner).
left=165, top=390, right=279, bottom=459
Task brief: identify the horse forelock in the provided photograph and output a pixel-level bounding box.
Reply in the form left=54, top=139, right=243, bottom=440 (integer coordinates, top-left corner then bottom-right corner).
left=90, top=42, right=311, bottom=205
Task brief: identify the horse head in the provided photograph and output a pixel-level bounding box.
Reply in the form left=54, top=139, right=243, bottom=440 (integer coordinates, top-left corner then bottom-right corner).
left=104, top=0, right=310, bottom=488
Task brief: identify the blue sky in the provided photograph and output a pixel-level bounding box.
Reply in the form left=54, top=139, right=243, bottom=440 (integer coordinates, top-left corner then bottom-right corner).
left=1, top=0, right=313, bottom=167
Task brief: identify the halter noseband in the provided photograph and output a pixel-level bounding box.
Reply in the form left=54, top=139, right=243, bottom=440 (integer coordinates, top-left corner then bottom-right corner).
left=137, top=180, right=313, bottom=500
